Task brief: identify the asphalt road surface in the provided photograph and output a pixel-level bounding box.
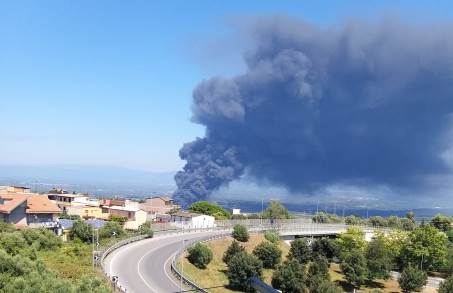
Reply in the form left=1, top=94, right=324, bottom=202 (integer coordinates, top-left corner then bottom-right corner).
left=104, top=231, right=219, bottom=293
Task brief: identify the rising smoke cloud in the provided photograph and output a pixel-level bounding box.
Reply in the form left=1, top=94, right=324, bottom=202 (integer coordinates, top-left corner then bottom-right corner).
left=174, top=17, right=453, bottom=206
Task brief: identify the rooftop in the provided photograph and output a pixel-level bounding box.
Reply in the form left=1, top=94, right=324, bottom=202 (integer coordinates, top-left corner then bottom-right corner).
left=108, top=205, right=142, bottom=212
left=0, top=194, right=61, bottom=214
left=172, top=211, right=203, bottom=218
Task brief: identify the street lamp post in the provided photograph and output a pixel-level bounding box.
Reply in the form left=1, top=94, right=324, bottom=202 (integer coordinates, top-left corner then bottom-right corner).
left=180, top=239, right=187, bottom=293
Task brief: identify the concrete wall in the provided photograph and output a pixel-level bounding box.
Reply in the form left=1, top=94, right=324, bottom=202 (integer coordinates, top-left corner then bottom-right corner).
left=7, top=202, right=27, bottom=226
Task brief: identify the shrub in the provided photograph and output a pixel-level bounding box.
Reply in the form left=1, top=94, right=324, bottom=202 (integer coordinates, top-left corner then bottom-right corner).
left=232, top=224, right=249, bottom=242
left=252, top=241, right=282, bottom=269
left=264, top=230, right=279, bottom=244
left=311, top=280, right=342, bottom=293
left=100, top=222, right=124, bottom=239
left=271, top=259, right=306, bottom=293
left=76, top=275, right=111, bottom=293
left=110, top=215, right=127, bottom=226
left=138, top=222, right=154, bottom=237
left=0, top=232, right=27, bottom=255
left=227, top=252, right=262, bottom=292
left=288, top=238, right=311, bottom=264
left=21, top=228, right=62, bottom=251
left=398, top=266, right=427, bottom=293
left=70, top=220, right=93, bottom=243
left=340, top=249, right=368, bottom=288
left=439, top=276, right=453, bottom=293
left=187, top=243, right=213, bottom=269
left=223, top=240, right=245, bottom=264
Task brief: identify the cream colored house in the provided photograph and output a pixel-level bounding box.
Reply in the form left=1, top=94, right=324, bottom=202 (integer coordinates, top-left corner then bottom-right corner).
left=107, top=205, right=147, bottom=230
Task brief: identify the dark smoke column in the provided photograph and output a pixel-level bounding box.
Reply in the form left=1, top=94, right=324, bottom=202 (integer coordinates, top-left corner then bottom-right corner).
left=174, top=16, right=453, bottom=206
left=173, top=137, right=244, bottom=206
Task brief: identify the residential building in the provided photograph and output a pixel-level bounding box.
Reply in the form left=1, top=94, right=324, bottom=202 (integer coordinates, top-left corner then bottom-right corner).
left=140, top=196, right=180, bottom=216
left=170, top=211, right=216, bottom=229
left=0, top=193, right=61, bottom=228
left=107, top=205, right=147, bottom=230
left=48, top=193, right=90, bottom=208
left=66, top=205, right=105, bottom=219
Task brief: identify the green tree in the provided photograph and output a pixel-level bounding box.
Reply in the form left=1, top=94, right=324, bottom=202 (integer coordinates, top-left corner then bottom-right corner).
left=312, top=238, right=335, bottom=260
left=400, top=225, right=448, bottom=271
left=335, top=227, right=366, bottom=258
left=252, top=241, right=282, bottom=269
left=264, top=230, right=279, bottom=244
left=368, top=216, right=388, bottom=227
left=366, top=236, right=392, bottom=280
left=312, top=212, right=330, bottom=223
left=345, top=215, right=364, bottom=226
left=430, top=214, right=452, bottom=232
left=232, top=224, right=249, bottom=242
left=188, top=201, right=230, bottom=219
left=398, top=266, right=427, bottom=293
left=226, top=252, right=262, bottom=292
left=271, top=259, right=306, bottom=293
left=223, top=240, right=245, bottom=264
left=262, top=201, right=290, bottom=219
left=138, top=222, right=154, bottom=237
left=340, top=249, right=368, bottom=288
left=307, top=255, right=330, bottom=291
left=400, top=218, right=416, bottom=231
left=406, top=211, right=415, bottom=222
left=100, top=221, right=124, bottom=239
left=441, top=244, right=453, bottom=275
left=439, top=276, right=453, bottom=293
left=70, top=220, right=93, bottom=243
left=187, top=243, right=213, bottom=269
left=288, top=238, right=311, bottom=264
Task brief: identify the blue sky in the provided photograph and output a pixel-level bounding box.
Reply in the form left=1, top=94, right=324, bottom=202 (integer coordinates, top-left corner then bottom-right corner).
left=1, top=1, right=453, bottom=172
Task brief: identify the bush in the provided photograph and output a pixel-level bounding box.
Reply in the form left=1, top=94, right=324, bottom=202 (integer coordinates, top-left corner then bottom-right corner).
left=398, top=266, right=427, bottom=293
left=311, top=280, right=342, bottom=293
left=340, top=249, right=368, bottom=288
left=232, top=224, right=249, bottom=242
left=70, top=220, right=93, bottom=243
left=0, top=232, right=27, bottom=255
left=264, top=230, right=279, bottom=244
left=271, top=259, right=306, bottom=293
left=138, top=222, right=154, bottom=237
left=76, top=275, right=111, bottom=293
left=447, top=229, right=453, bottom=243
left=227, top=252, right=262, bottom=292
left=187, top=243, right=213, bottom=269
left=110, top=215, right=127, bottom=226
left=439, top=276, right=453, bottom=293
left=288, top=238, right=311, bottom=264
left=100, top=222, right=124, bottom=239
left=223, top=240, right=245, bottom=264
left=252, top=241, right=282, bottom=269
left=20, top=228, right=62, bottom=251
left=262, top=201, right=290, bottom=219
left=0, top=220, right=15, bottom=233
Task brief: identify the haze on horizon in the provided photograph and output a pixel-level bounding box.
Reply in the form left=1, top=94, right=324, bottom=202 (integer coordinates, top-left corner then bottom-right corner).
left=3, top=1, right=453, bottom=207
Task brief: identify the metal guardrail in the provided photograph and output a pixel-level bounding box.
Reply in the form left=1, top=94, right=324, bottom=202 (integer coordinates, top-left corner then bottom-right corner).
left=170, top=232, right=231, bottom=293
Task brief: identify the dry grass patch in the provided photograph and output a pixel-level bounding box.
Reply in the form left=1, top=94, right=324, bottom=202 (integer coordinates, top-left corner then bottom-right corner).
left=177, top=233, right=289, bottom=293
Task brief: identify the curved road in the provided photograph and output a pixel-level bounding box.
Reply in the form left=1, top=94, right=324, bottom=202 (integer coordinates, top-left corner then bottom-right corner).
left=104, top=231, right=219, bottom=293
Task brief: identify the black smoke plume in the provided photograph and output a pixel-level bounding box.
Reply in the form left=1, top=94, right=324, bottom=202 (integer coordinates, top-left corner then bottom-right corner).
left=174, top=17, right=453, bottom=206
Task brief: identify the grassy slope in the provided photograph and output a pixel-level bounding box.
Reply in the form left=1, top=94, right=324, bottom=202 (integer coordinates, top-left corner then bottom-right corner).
left=180, top=234, right=438, bottom=293
left=37, top=241, right=111, bottom=288
left=178, top=234, right=289, bottom=293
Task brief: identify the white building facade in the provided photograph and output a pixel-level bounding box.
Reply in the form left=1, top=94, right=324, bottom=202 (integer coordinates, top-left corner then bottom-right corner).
left=170, top=212, right=216, bottom=229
